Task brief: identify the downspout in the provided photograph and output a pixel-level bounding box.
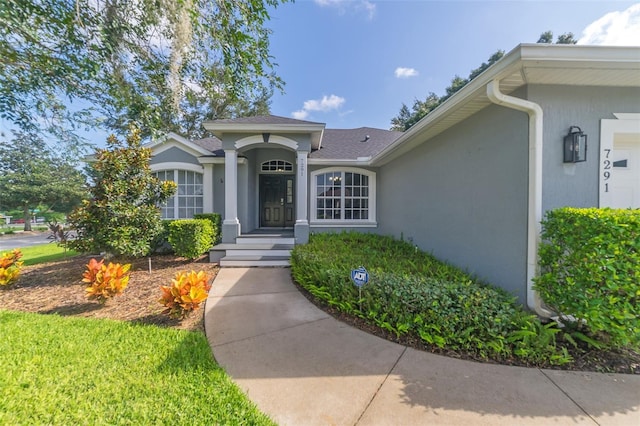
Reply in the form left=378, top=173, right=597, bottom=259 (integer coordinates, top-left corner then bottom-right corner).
left=486, top=79, right=554, bottom=318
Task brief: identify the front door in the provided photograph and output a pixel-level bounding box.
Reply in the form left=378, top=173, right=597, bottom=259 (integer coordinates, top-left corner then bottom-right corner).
left=260, top=175, right=295, bottom=227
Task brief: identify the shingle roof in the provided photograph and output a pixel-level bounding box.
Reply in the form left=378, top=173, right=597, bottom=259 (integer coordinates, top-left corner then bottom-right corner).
left=310, top=127, right=403, bottom=160
left=192, top=136, right=223, bottom=156
left=210, top=114, right=324, bottom=126
left=190, top=125, right=402, bottom=160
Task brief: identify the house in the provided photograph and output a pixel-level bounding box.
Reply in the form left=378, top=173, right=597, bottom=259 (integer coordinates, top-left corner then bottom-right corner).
left=147, top=43, right=640, bottom=316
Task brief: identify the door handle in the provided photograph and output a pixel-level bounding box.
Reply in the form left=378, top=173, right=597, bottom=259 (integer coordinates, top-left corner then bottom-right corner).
left=280, top=198, right=284, bottom=206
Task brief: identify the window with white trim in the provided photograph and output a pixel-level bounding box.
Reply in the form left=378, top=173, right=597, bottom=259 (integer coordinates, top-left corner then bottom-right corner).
left=261, top=160, right=293, bottom=172
left=153, top=170, right=203, bottom=219
left=312, top=168, right=375, bottom=223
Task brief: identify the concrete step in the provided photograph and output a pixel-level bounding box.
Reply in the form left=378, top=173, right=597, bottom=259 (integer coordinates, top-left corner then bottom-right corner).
left=237, top=236, right=296, bottom=245
left=219, top=255, right=291, bottom=267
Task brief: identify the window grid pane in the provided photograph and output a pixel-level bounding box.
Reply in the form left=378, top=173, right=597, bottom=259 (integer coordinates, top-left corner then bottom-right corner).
left=153, top=170, right=204, bottom=219
left=315, top=171, right=370, bottom=221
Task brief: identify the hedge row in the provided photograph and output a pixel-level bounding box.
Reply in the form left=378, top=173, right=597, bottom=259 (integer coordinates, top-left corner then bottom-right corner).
left=535, top=207, right=639, bottom=348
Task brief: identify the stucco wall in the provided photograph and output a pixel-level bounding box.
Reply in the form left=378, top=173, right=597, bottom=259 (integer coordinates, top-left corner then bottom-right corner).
left=528, top=85, right=640, bottom=213
left=377, top=104, right=530, bottom=303
left=150, top=146, right=200, bottom=166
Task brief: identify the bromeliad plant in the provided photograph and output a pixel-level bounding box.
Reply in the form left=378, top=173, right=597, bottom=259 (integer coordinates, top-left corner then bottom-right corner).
left=0, top=249, right=23, bottom=287
left=159, top=270, right=212, bottom=319
left=83, top=258, right=132, bottom=303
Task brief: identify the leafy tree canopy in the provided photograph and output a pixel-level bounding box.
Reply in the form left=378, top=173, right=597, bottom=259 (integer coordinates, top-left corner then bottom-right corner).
left=0, top=0, right=289, bottom=151
left=67, top=126, right=176, bottom=258
left=391, top=31, right=578, bottom=131
left=0, top=132, right=87, bottom=230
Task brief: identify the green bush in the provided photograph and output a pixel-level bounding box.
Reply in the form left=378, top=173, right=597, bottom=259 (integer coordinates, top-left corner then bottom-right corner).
left=535, top=207, right=640, bottom=348
left=193, top=213, right=222, bottom=244
left=291, top=232, right=571, bottom=365
left=168, top=219, right=214, bottom=260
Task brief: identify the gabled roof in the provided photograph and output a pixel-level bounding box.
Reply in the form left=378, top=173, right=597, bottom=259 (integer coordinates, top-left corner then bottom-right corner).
left=310, top=127, right=403, bottom=160
left=372, top=43, right=640, bottom=166
left=203, top=114, right=326, bottom=150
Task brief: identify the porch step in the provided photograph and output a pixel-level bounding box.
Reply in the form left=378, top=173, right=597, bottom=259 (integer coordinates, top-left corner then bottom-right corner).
left=210, top=235, right=294, bottom=267
left=236, top=235, right=295, bottom=245
left=219, top=255, right=291, bottom=267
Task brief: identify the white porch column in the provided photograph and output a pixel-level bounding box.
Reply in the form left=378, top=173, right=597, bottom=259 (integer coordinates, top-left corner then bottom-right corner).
left=295, top=151, right=310, bottom=244
left=222, top=149, right=240, bottom=242
left=202, top=163, right=214, bottom=213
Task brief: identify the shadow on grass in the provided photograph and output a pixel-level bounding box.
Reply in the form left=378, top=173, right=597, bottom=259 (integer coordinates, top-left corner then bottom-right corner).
left=39, top=302, right=103, bottom=316
left=157, top=328, right=220, bottom=373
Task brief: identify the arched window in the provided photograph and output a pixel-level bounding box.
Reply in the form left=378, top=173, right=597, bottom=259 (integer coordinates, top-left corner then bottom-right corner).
left=261, top=160, right=293, bottom=172
left=153, top=170, right=203, bottom=219
left=311, top=168, right=376, bottom=224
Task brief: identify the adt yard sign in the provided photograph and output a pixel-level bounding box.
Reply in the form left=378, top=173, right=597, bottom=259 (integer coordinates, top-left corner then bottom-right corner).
left=351, top=267, right=369, bottom=287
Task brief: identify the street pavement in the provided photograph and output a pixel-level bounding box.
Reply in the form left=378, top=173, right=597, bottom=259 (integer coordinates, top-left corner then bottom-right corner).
left=0, top=232, right=52, bottom=251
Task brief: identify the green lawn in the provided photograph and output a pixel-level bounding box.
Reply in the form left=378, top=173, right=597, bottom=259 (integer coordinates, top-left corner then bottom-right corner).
left=0, top=310, right=275, bottom=425
left=13, top=243, right=79, bottom=266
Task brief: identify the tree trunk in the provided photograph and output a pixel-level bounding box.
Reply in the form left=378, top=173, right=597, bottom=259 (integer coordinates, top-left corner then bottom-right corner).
left=23, top=205, right=32, bottom=231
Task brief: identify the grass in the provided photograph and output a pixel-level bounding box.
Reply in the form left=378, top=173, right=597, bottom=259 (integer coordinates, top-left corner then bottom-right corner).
left=12, top=243, right=79, bottom=266
left=0, top=310, right=275, bottom=425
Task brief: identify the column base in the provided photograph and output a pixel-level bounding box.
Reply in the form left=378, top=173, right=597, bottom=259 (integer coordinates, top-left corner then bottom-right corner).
left=222, top=220, right=241, bottom=243
left=294, top=221, right=310, bottom=244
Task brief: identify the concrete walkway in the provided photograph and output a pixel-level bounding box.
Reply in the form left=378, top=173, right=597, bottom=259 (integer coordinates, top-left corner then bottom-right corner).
left=204, top=268, right=640, bottom=426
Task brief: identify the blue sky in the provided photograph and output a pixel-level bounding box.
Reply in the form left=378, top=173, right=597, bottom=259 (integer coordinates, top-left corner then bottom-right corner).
left=1, top=1, right=638, bottom=143
left=265, top=0, right=640, bottom=130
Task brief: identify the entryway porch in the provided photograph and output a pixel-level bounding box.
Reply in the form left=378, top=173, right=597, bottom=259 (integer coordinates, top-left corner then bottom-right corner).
left=209, top=229, right=294, bottom=267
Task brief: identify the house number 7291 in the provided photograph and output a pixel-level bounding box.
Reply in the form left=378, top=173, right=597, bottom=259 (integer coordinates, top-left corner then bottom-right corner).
left=603, top=148, right=611, bottom=192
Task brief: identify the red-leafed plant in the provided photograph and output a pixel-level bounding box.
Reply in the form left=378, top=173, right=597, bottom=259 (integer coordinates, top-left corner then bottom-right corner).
left=0, top=249, right=23, bottom=287
left=83, top=258, right=131, bottom=303
left=159, top=270, right=212, bottom=319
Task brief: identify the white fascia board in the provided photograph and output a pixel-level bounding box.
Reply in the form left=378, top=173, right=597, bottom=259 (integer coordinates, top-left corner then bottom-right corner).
left=308, top=158, right=373, bottom=166
left=518, top=43, right=640, bottom=64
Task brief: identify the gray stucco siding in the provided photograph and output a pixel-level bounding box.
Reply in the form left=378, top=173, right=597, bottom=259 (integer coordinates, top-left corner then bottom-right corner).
left=150, top=146, right=200, bottom=166
left=528, top=85, right=640, bottom=214
left=377, top=104, right=530, bottom=304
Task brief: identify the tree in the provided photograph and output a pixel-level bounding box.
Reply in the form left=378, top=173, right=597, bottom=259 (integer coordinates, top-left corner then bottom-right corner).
left=67, top=126, right=176, bottom=258
left=0, top=132, right=87, bottom=231
left=390, top=50, right=504, bottom=131
left=537, top=31, right=578, bottom=45
left=391, top=29, right=578, bottom=131
left=0, top=0, right=289, bottom=147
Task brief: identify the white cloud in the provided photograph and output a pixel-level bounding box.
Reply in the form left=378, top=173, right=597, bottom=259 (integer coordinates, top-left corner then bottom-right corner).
left=292, top=94, right=346, bottom=120
left=578, top=3, right=640, bottom=46
left=314, top=0, right=376, bottom=19
left=394, top=67, right=419, bottom=79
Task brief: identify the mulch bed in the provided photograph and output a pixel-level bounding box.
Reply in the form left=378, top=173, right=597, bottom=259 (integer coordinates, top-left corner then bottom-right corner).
left=0, top=254, right=219, bottom=332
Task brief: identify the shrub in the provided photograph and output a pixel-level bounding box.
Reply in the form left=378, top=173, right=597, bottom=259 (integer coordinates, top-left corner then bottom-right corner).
left=168, top=219, right=214, bottom=260
left=291, top=232, right=572, bottom=366
left=159, top=270, right=212, bottom=318
left=83, top=258, right=132, bottom=303
left=535, top=207, right=640, bottom=348
left=0, top=249, right=23, bottom=287
left=194, top=213, right=222, bottom=244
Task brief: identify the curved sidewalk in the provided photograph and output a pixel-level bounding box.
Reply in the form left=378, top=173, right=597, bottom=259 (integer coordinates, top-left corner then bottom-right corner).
left=204, top=268, right=640, bottom=426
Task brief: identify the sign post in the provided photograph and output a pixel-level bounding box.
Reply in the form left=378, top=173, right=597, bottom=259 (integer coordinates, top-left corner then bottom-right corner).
left=351, top=266, right=369, bottom=312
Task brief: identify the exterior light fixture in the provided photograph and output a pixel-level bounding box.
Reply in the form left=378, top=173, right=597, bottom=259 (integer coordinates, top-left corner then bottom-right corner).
left=262, top=133, right=270, bottom=143
left=563, top=126, right=587, bottom=163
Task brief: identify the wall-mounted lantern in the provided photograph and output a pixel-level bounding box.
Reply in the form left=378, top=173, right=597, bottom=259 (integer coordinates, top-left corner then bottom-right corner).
left=262, top=133, right=270, bottom=144
left=563, top=126, right=587, bottom=163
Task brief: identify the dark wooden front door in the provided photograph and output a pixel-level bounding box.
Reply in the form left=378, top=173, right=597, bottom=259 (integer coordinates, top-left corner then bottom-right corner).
left=260, top=175, right=295, bottom=227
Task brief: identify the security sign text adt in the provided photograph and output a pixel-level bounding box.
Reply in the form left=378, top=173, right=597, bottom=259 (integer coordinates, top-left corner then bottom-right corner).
left=351, top=266, right=369, bottom=287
